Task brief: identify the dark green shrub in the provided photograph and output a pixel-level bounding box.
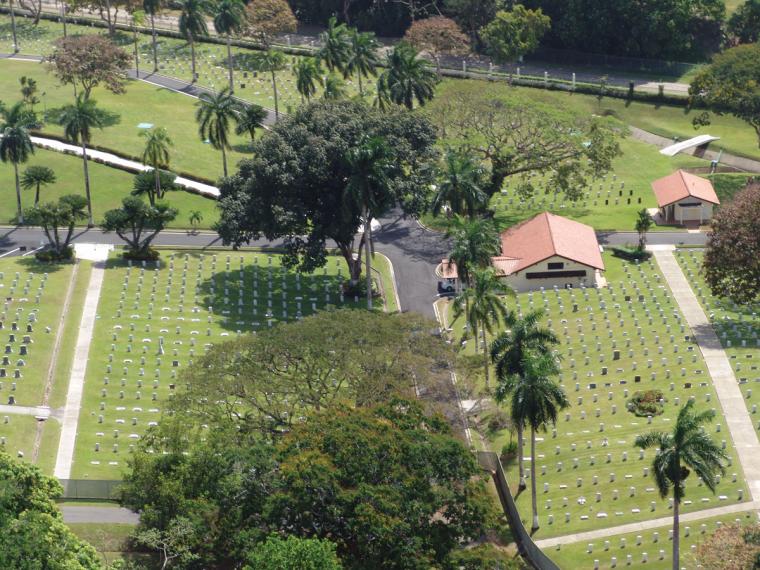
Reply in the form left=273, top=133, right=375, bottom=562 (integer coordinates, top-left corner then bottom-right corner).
left=627, top=390, right=666, bottom=417
left=35, top=247, right=74, bottom=263
left=122, top=247, right=160, bottom=261
left=611, top=246, right=653, bottom=261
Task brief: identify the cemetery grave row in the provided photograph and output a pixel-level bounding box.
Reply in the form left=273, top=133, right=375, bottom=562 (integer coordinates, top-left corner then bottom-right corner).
left=675, top=249, right=760, bottom=431
left=71, top=250, right=376, bottom=479
left=445, top=253, right=749, bottom=538
left=0, top=15, right=374, bottom=112
left=550, top=511, right=757, bottom=570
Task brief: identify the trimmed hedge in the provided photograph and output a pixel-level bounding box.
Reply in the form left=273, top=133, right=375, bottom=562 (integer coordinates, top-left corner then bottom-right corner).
left=627, top=389, right=666, bottom=417
left=610, top=246, right=653, bottom=261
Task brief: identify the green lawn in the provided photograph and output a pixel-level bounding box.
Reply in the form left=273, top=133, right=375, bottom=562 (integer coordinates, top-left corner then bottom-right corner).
left=0, top=147, right=219, bottom=228
left=440, top=253, right=749, bottom=539
left=67, top=523, right=154, bottom=568
left=0, top=57, right=253, bottom=182
left=71, top=248, right=396, bottom=479
left=551, top=511, right=757, bottom=569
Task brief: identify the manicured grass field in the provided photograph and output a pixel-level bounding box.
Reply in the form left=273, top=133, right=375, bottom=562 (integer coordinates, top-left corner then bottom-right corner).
left=551, top=511, right=757, bottom=569
left=71, top=249, right=396, bottom=479
left=675, top=249, right=760, bottom=432
left=0, top=146, right=219, bottom=228
left=439, top=253, right=749, bottom=539
left=68, top=523, right=153, bottom=567
left=0, top=58, right=252, bottom=182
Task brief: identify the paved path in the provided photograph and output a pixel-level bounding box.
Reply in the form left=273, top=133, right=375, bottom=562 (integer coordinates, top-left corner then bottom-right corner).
left=0, top=404, right=54, bottom=418
left=535, top=500, right=760, bottom=548
left=53, top=260, right=106, bottom=479
left=61, top=506, right=140, bottom=524
left=654, top=247, right=760, bottom=503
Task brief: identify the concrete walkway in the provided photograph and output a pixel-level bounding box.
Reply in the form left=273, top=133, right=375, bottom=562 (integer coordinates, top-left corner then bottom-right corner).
left=536, top=501, right=760, bottom=548
left=61, top=506, right=140, bottom=524
left=654, top=247, right=760, bottom=503
left=53, top=260, right=106, bottom=479
left=0, top=404, right=55, bottom=419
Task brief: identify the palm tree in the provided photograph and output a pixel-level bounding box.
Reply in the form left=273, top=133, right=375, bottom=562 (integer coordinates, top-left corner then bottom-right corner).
left=453, top=267, right=511, bottom=388
left=510, top=352, right=568, bottom=532
left=323, top=74, right=347, bottom=100
left=143, top=0, right=162, bottom=73
left=0, top=102, right=36, bottom=224
left=234, top=104, right=267, bottom=143
left=636, top=400, right=727, bottom=570
left=129, top=9, right=146, bottom=76
left=21, top=165, right=56, bottom=206
left=432, top=149, right=487, bottom=218
left=491, top=309, right=560, bottom=490
left=56, top=95, right=108, bottom=226
left=445, top=215, right=501, bottom=291
left=9, top=0, right=19, bottom=54
left=213, top=0, right=246, bottom=93
left=178, top=0, right=209, bottom=84
left=140, top=127, right=173, bottom=205
left=317, top=16, right=350, bottom=75
left=254, top=49, right=286, bottom=119
left=345, top=29, right=380, bottom=97
left=344, top=136, right=394, bottom=309
left=377, top=43, right=438, bottom=110
left=196, top=88, right=236, bottom=177
left=294, top=57, right=323, bottom=103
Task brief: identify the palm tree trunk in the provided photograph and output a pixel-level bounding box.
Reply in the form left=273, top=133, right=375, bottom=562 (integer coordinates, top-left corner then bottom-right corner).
left=152, top=167, right=160, bottom=205
left=364, top=206, right=373, bottom=310
left=358, top=73, right=364, bottom=97
left=221, top=146, right=228, bottom=178
left=133, top=28, right=140, bottom=76
left=482, top=326, right=489, bottom=389
left=226, top=36, right=234, bottom=93
left=34, top=183, right=40, bottom=206
left=9, top=0, right=19, bottom=54
left=81, top=142, right=94, bottom=226
left=530, top=426, right=539, bottom=532
left=13, top=163, right=23, bottom=224
left=672, top=498, right=680, bottom=570
left=62, top=1, right=68, bottom=37
left=517, top=422, right=526, bottom=490
left=150, top=14, right=158, bottom=72
left=271, top=70, right=279, bottom=118
left=190, top=38, right=197, bottom=83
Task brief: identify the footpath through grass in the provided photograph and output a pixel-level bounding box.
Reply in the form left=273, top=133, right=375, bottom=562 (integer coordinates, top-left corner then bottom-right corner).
left=71, top=249, right=395, bottom=479
left=440, top=253, right=749, bottom=539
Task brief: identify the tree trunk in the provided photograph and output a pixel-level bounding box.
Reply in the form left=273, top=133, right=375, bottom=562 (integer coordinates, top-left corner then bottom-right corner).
left=152, top=167, right=160, bottom=205
left=150, top=14, right=158, bottom=72
left=34, top=183, right=40, bottom=206
left=530, top=426, right=539, bottom=532
left=364, top=206, right=373, bottom=310
left=481, top=325, right=489, bottom=389
left=517, top=422, right=526, bottom=490
left=190, top=38, right=197, bottom=83
left=221, top=146, right=228, bottom=178
left=271, top=70, right=279, bottom=118
left=488, top=156, right=511, bottom=197
left=13, top=163, right=23, bottom=225
left=81, top=142, right=94, bottom=227
left=104, top=0, right=114, bottom=35
left=226, top=36, right=234, bottom=93
left=133, top=28, right=140, bottom=76
left=358, top=72, right=364, bottom=97
left=9, top=0, right=19, bottom=54
left=62, top=1, right=68, bottom=37
left=672, top=497, right=680, bottom=570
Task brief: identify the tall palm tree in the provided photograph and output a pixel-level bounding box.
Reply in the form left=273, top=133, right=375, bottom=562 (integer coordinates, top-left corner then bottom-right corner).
left=0, top=102, right=36, bottom=224
left=491, top=309, right=560, bottom=490
left=56, top=95, right=108, bottom=226
left=445, top=215, right=501, bottom=291
left=453, top=267, right=511, bottom=388
left=636, top=400, right=727, bottom=570
left=178, top=0, right=209, bottom=84
left=129, top=9, right=146, bottom=76
left=377, top=43, right=438, bottom=110
left=294, top=57, right=323, bottom=103
left=140, top=127, right=173, bottom=205
left=213, top=0, right=246, bottom=93
left=234, top=104, right=267, bottom=143
left=196, top=88, right=236, bottom=177
left=21, top=165, right=56, bottom=206
left=323, top=74, right=347, bottom=100
left=432, top=149, right=488, bottom=218
left=9, top=0, right=19, bottom=54
left=510, top=352, right=568, bottom=532
left=344, top=136, right=394, bottom=309
left=317, top=16, right=351, bottom=75
left=143, top=0, right=162, bottom=73
left=345, top=29, right=380, bottom=97
left=254, top=49, right=286, bottom=118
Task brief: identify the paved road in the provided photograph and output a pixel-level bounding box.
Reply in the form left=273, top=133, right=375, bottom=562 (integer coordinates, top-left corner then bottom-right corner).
left=61, top=506, right=140, bottom=524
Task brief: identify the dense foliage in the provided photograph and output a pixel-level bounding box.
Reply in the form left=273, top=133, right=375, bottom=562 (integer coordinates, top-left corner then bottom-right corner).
left=216, top=100, right=437, bottom=282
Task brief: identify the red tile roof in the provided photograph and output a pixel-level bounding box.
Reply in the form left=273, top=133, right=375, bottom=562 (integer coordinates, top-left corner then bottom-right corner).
left=492, top=212, right=604, bottom=275
left=651, top=170, right=720, bottom=207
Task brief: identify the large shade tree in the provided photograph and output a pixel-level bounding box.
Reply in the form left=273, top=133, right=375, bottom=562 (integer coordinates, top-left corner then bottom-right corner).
left=101, top=196, right=178, bottom=257
left=244, top=0, right=297, bottom=48
left=24, top=194, right=88, bottom=259
left=728, top=0, right=760, bottom=44
left=491, top=308, right=559, bottom=490
left=216, top=100, right=438, bottom=283
left=636, top=400, right=727, bottom=570
left=404, top=15, right=470, bottom=77
left=0, top=101, right=36, bottom=224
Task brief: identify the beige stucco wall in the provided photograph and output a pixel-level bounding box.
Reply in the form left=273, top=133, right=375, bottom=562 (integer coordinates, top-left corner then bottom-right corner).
left=502, top=255, right=602, bottom=292
left=666, top=198, right=714, bottom=223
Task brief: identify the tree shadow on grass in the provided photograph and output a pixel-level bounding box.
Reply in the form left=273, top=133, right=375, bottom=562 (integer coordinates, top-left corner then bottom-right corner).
left=15, top=255, right=69, bottom=274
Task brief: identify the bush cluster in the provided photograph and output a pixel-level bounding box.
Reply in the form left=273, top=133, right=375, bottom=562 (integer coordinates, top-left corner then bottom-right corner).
left=627, top=389, right=666, bottom=417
